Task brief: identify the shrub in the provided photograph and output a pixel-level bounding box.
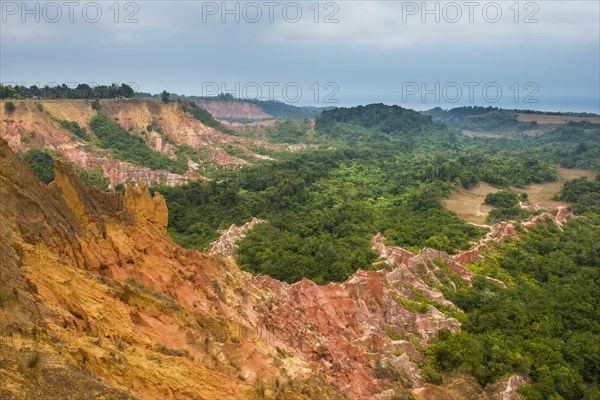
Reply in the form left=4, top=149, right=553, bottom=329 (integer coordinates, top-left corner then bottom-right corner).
left=4, top=101, right=16, bottom=112
left=73, top=165, right=110, bottom=191
left=59, top=119, right=90, bottom=141
left=484, top=190, right=520, bottom=208
left=154, top=343, right=190, bottom=357
left=21, top=149, right=55, bottom=184
left=89, top=112, right=187, bottom=174
left=26, top=352, right=41, bottom=368
left=488, top=206, right=528, bottom=223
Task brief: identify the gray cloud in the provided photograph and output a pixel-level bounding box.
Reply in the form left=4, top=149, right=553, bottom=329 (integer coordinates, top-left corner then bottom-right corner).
left=1, top=1, right=598, bottom=112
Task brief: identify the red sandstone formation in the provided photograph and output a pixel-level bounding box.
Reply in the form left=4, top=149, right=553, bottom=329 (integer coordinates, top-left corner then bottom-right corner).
left=0, top=99, right=315, bottom=189
left=209, top=218, right=265, bottom=257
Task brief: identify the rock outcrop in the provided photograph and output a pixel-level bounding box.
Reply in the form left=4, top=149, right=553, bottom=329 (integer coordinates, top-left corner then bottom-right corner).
left=209, top=218, right=265, bottom=257
left=101, top=157, right=206, bottom=189
left=124, top=182, right=169, bottom=233
left=195, top=99, right=274, bottom=120
left=372, top=207, right=573, bottom=291
left=489, top=375, right=531, bottom=400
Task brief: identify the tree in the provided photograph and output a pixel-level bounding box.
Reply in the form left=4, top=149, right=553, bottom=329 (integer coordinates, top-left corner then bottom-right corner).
left=484, top=190, right=519, bottom=208
left=161, top=90, right=170, bottom=103
left=75, top=83, right=93, bottom=99
left=520, top=193, right=529, bottom=201
left=4, top=101, right=16, bottom=112
left=21, top=149, right=55, bottom=184
left=91, top=99, right=101, bottom=110
left=117, top=84, right=134, bottom=98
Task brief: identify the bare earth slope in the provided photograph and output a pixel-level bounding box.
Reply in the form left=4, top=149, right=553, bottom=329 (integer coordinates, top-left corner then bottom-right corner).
left=0, top=100, right=309, bottom=189
left=195, top=100, right=273, bottom=120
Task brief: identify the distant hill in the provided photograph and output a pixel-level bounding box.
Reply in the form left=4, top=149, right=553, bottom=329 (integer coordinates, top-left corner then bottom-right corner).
left=314, top=103, right=450, bottom=150
left=248, top=99, right=333, bottom=120
left=317, top=103, right=435, bottom=133
left=425, top=106, right=600, bottom=136
left=138, top=92, right=333, bottom=121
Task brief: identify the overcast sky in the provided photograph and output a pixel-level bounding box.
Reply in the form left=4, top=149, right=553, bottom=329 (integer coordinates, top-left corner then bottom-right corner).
left=1, top=1, right=599, bottom=112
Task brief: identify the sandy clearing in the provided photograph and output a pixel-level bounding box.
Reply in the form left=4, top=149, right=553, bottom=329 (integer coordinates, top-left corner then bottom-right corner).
left=443, top=167, right=597, bottom=224
left=516, top=113, right=600, bottom=125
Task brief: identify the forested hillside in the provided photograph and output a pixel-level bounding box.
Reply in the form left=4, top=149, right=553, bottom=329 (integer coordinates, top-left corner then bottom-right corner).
left=426, top=106, right=600, bottom=137
left=427, top=211, right=600, bottom=399
left=158, top=104, right=599, bottom=284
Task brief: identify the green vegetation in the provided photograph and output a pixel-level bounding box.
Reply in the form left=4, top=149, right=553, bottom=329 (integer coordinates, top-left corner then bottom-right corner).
left=159, top=104, right=576, bottom=283
left=20, top=149, right=112, bottom=191
left=554, top=177, right=600, bottom=214
left=487, top=206, right=529, bottom=224
left=426, top=106, right=537, bottom=134
left=520, top=193, right=529, bottom=201
left=59, top=119, right=90, bottom=141
left=37, top=106, right=91, bottom=141
left=540, top=123, right=600, bottom=173
left=426, top=216, right=600, bottom=399
left=89, top=112, right=187, bottom=174
left=263, top=119, right=313, bottom=144
left=159, top=147, right=492, bottom=282
left=0, top=83, right=135, bottom=99
left=147, top=120, right=175, bottom=145
left=4, top=101, right=16, bottom=112
left=161, top=90, right=170, bottom=103
left=180, top=100, right=233, bottom=133
left=485, top=190, right=520, bottom=208
left=91, top=99, right=101, bottom=110
left=21, top=149, right=55, bottom=184
left=74, top=165, right=111, bottom=191
left=484, top=190, right=530, bottom=223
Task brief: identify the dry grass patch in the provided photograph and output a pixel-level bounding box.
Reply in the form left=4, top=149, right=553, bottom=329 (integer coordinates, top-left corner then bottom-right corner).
left=443, top=167, right=597, bottom=224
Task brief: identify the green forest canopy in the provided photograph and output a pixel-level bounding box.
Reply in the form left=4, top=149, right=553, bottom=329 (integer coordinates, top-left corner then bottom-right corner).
left=159, top=104, right=599, bottom=284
